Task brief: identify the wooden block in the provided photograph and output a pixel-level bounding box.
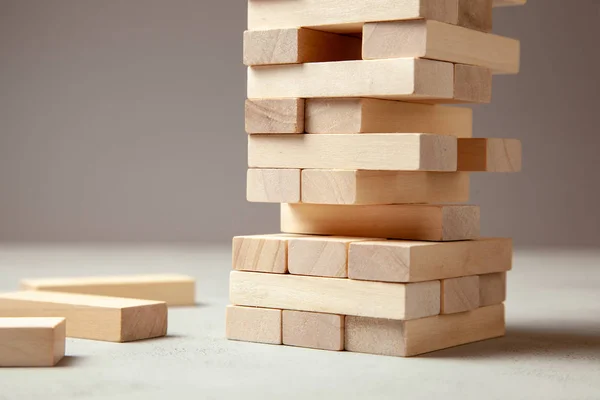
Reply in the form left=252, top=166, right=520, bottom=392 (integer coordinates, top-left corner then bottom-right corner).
left=348, top=238, right=512, bottom=283
left=363, top=20, right=519, bottom=74
left=0, top=318, right=65, bottom=367
left=225, top=305, right=282, bottom=345
left=301, top=170, right=470, bottom=205
left=20, top=274, right=195, bottom=306
left=453, top=64, right=492, bottom=103
left=232, top=234, right=299, bottom=274
left=243, top=28, right=361, bottom=66
left=441, top=276, right=480, bottom=314
left=458, top=138, right=522, bottom=172
left=305, top=99, right=473, bottom=137
left=345, top=304, right=505, bottom=357
left=479, top=272, right=507, bottom=306
left=283, top=311, right=344, bottom=351
left=245, top=99, right=304, bottom=134
left=247, top=168, right=301, bottom=203
left=0, top=291, right=167, bottom=342
left=494, top=0, right=526, bottom=6
left=281, top=203, right=480, bottom=241
left=230, top=271, right=440, bottom=320
left=249, top=134, right=457, bottom=172
left=458, top=0, right=493, bottom=32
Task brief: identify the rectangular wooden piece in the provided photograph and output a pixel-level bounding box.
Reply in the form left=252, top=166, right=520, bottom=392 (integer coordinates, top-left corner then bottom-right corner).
left=479, top=272, right=507, bottom=306
left=283, top=310, right=344, bottom=351
left=232, top=234, right=298, bottom=274
left=0, top=318, right=66, bottom=367
left=247, top=168, right=301, bottom=203
left=441, top=276, right=480, bottom=314
left=458, top=138, right=522, bottom=172
left=226, top=305, right=282, bottom=345
left=245, top=98, right=304, bottom=134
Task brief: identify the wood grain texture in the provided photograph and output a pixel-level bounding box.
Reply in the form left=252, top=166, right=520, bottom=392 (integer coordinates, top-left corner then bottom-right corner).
left=21, top=274, right=195, bottom=306
left=248, top=134, right=457, bottom=172
left=245, top=99, right=304, bottom=134
left=458, top=0, right=493, bottom=32
left=247, top=168, right=301, bottom=203
left=479, top=272, right=507, bottom=306
left=282, top=311, right=344, bottom=351
left=441, top=276, right=480, bottom=314
left=0, top=317, right=65, bottom=367
left=494, top=0, right=526, bottom=6
left=0, top=291, right=167, bottom=342
left=233, top=234, right=299, bottom=274
left=345, top=304, right=505, bottom=357
left=226, top=305, right=282, bottom=345
left=281, top=203, right=480, bottom=241
left=453, top=64, right=492, bottom=103
left=230, top=271, right=440, bottom=320
left=348, top=238, right=512, bottom=283
left=458, top=138, right=522, bottom=172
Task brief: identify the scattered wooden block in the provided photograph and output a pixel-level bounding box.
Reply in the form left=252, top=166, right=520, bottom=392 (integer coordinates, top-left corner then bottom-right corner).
left=345, top=304, right=505, bottom=357
left=230, top=271, right=440, bottom=320
left=0, top=291, right=167, bottom=342
left=0, top=318, right=66, bottom=367
left=301, top=170, right=470, bottom=205
left=248, top=134, right=457, bottom=172
left=363, top=20, right=519, bottom=74
left=458, top=138, right=522, bottom=172
left=348, top=238, right=512, bottom=283
left=245, top=99, right=304, bottom=134
left=458, top=0, right=493, bottom=32
left=453, top=64, right=492, bottom=103
left=225, top=305, right=282, bottom=345
left=494, top=0, right=526, bottom=6
left=441, top=276, right=480, bottom=314
left=232, top=234, right=298, bottom=274
left=20, top=274, right=195, bottom=306
left=281, top=203, right=480, bottom=241
left=243, top=28, right=361, bottom=66
left=247, top=168, right=301, bottom=203
left=479, top=272, right=507, bottom=306
left=283, top=311, right=344, bottom=351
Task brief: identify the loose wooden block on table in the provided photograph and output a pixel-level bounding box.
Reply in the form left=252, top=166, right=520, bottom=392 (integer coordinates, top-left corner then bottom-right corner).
left=348, top=238, right=512, bottom=283
left=0, top=318, right=65, bottom=367
left=245, top=99, right=304, bottom=134
left=479, top=272, right=507, bottom=306
left=230, top=271, right=440, bottom=320
left=226, top=305, right=282, bottom=345
left=233, top=234, right=299, bottom=274
left=441, top=276, right=480, bottom=314
left=458, top=138, right=522, bottom=172
left=0, top=291, right=167, bottom=342
left=247, top=168, right=301, bottom=203
left=283, top=310, right=344, bottom=351
left=248, top=134, right=457, bottom=172
left=345, top=304, right=505, bottom=357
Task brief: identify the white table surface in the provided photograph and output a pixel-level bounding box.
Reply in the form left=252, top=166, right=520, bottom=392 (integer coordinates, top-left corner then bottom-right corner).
left=0, top=245, right=599, bottom=400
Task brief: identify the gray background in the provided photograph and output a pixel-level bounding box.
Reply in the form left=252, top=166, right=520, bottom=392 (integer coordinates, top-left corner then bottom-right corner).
left=0, top=0, right=598, bottom=246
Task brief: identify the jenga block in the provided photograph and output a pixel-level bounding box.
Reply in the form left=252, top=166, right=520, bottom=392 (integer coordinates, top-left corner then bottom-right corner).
left=281, top=204, right=480, bottom=241
left=243, top=28, right=361, bottom=66
left=458, top=138, right=522, bottom=172
left=247, top=168, right=301, bottom=203
left=233, top=234, right=299, bottom=274
left=453, top=64, right=492, bottom=103
left=301, top=170, right=470, bottom=205
left=363, top=20, right=519, bottom=74
left=305, top=99, right=473, bottom=137
left=248, top=134, right=457, bottom=172
left=441, top=276, right=480, bottom=314
left=479, top=272, right=507, bottom=306
left=494, top=0, right=526, bottom=6
left=458, top=0, right=493, bottom=32
left=0, top=318, right=65, bottom=367
left=348, top=238, right=512, bottom=283
left=225, top=305, right=282, bottom=345
left=245, top=99, right=304, bottom=134
left=283, top=311, right=344, bottom=351
left=0, top=291, right=167, bottom=342
left=20, top=274, right=195, bottom=306
left=230, top=271, right=440, bottom=320
left=345, top=304, right=505, bottom=357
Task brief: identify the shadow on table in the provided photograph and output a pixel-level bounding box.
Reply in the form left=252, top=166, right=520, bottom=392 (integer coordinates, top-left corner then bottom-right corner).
left=55, top=355, right=88, bottom=367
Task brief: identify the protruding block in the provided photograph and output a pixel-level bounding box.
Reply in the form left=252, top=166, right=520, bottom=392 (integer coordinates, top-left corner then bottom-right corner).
left=458, top=138, right=522, bottom=172
left=226, top=305, right=282, bottom=345
left=233, top=234, right=297, bottom=274
left=453, top=64, right=492, bottom=103
left=247, top=168, right=301, bottom=203
left=0, top=291, right=167, bottom=342
left=0, top=318, right=66, bottom=367
left=348, top=238, right=512, bottom=283
left=441, top=276, right=480, bottom=314
left=479, top=272, right=507, bottom=306
left=458, top=0, right=493, bottom=32
left=345, top=304, right=505, bottom=357
left=245, top=99, right=304, bottom=134
left=283, top=311, right=344, bottom=351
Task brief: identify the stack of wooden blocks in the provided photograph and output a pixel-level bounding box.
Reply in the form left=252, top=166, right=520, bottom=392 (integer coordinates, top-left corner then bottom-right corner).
left=227, top=0, right=524, bottom=357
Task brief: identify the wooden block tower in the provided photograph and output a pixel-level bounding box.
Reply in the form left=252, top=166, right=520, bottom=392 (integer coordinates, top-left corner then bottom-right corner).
left=228, top=0, right=524, bottom=357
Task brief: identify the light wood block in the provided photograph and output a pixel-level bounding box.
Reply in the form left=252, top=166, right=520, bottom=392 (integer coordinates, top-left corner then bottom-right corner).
left=479, top=272, right=507, bottom=306
left=233, top=234, right=299, bottom=274
left=441, top=276, right=480, bottom=314
left=0, top=318, right=65, bottom=367
left=230, top=271, right=440, bottom=320
left=458, top=138, right=522, bottom=172
left=225, top=305, right=282, bottom=345
left=458, top=0, right=493, bottom=32
left=281, top=203, right=480, bottom=241
left=348, top=238, right=512, bottom=283
left=453, top=64, right=492, bottom=104
left=283, top=311, right=344, bottom=351
left=305, top=99, right=473, bottom=137
left=301, top=170, right=470, bottom=205
left=0, top=291, right=167, bottom=342
left=247, top=168, right=301, bottom=203
left=20, top=274, right=195, bottom=306
left=363, top=20, right=519, bottom=74
left=243, top=28, right=361, bottom=66
left=494, top=0, right=526, bottom=6
left=248, top=134, right=457, bottom=172
left=245, top=98, right=304, bottom=134
left=345, top=304, right=505, bottom=357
